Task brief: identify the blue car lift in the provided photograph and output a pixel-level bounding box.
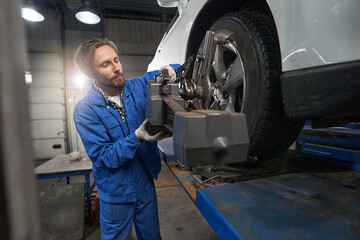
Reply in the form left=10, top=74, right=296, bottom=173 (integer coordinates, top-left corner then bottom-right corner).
left=158, top=137, right=360, bottom=239
left=296, top=122, right=360, bottom=170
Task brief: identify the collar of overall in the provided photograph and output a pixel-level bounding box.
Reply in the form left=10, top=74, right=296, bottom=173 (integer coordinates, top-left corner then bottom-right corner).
left=93, top=82, right=126, bottom=122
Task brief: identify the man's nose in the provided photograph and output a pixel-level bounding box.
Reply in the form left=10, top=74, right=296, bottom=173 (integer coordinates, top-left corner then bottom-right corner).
left=113, top=63, right=121, bottom=72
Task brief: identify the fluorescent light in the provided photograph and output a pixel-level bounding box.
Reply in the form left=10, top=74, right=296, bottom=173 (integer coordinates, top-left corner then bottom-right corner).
left=75, top=11, right=100, bottom=24
left=21, top=1, right=44, bottom=22
left=75, top=1, right=101, bottom=25
left=25, top=71, right=32, bottom=84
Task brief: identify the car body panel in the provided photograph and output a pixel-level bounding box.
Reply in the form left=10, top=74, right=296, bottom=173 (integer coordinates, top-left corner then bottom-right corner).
left=149, top=0, right=360, bottom=72
left=268, top=0, right=360, bottom=71
left=148, top=0, right=205, bottom=71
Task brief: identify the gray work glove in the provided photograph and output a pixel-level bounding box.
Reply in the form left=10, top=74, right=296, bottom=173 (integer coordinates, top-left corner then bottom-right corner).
left=156, top=65, right=177, bottom=83
left=135, top=119, right=171, bottom=142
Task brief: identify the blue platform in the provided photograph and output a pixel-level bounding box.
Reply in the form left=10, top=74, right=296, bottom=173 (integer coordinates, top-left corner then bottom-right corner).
left=297, top=123, right=360, bottom=170
left=158, top=138, right=360, bottom=240
left=197, top=172, right=360, bottom=240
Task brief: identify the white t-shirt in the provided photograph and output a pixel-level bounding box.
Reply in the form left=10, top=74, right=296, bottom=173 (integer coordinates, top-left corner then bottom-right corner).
left=107, top=94, right=123, bottom=108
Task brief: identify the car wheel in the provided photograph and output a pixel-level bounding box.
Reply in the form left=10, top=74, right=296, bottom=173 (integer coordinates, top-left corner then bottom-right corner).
left=192, top=11, right=304, bottom=162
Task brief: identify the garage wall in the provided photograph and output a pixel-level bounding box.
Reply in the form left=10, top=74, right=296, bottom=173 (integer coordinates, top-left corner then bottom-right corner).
left=105, top=18, right=168, bottom=56
left=27, top=53, right=66, bottom=160
left=26, top=17, right=62, bottom=53
left=26, top=17, right=67, bottom=160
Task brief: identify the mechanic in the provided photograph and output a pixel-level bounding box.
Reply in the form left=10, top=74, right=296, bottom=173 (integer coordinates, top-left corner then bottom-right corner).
left=73, top=38, right=180, bottom=240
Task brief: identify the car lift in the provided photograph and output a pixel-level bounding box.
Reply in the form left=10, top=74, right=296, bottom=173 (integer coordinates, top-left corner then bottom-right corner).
left=296, top=122, right=360, bottom=170
left=158, top=137, right=360, bottom=239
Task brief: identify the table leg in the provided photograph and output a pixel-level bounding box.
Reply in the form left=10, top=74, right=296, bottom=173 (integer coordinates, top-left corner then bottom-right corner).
left=85, top=173, right=93, bottom=226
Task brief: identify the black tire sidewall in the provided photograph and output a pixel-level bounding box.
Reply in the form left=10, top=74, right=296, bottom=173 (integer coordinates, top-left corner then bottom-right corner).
left=209, top=14, right=270, bottom=140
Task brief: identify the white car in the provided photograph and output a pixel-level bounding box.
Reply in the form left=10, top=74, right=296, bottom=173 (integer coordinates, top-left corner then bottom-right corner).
left=148, top=0, right=360, bottom=162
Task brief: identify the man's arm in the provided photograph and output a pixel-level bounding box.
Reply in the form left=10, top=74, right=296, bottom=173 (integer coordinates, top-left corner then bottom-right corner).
left=138, top=64, right=182, bottom=86
left=74, top=105, right=142, bottom=169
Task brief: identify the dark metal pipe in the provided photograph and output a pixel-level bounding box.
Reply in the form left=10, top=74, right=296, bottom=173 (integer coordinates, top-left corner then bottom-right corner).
left=162, top=96, right=187, bottom=113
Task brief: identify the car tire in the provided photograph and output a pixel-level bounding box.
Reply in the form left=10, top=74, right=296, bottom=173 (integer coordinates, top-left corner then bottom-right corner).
left=196, top=11, right=304, bottom=162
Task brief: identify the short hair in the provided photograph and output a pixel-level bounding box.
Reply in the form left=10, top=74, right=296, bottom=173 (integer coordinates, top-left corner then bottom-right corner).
left=74, top=38, right=118, bottom=77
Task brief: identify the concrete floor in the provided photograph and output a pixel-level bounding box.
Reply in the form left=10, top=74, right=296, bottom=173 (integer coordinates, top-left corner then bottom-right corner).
left=36, top=160, right=218, bottom=240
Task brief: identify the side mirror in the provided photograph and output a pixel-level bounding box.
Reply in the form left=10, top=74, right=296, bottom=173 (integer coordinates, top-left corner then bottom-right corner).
left=157, top=0, right=180, bottom=8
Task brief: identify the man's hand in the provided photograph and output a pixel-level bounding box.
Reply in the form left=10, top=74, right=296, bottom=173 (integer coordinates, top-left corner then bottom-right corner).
left=135, top=119, right=171, bottom=142
left=156, top=65, right=177, bottom=83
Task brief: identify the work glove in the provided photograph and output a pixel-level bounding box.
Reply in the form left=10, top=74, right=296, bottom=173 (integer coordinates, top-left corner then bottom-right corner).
left=156, top=65, right=177, bottom=83
left=135, top=119, right=172, bottom=142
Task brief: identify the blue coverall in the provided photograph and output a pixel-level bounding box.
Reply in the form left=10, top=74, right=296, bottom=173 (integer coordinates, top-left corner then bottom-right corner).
left=74, top=65, right=181, bottom=240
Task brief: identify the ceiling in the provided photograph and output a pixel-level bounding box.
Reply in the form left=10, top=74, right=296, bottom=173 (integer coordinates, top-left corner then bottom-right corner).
left=35, top=0, right=177, bottom=21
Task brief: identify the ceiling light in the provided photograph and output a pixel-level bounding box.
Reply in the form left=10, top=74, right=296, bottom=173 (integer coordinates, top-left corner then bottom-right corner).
left=21, top=1, right=44, bottom=22
left=25, top=71, right=32, bottom=84
left=75, top=0, right=101, bottom=25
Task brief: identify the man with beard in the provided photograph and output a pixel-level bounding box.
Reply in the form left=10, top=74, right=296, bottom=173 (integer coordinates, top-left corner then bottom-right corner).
left=74, top=38, right=180, bottom=240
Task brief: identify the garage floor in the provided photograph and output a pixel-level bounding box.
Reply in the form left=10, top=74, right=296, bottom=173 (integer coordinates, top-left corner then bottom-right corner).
left=36, top=160, right=218, bottom=240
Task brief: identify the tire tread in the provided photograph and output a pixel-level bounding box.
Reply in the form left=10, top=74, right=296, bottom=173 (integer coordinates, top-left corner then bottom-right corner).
left=221, top=11, right=304, bottom=161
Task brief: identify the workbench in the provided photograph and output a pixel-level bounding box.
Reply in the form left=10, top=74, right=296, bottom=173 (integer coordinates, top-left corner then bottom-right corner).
left=34, top=153, right=94, bottom=226
left=158, top=138, right=360, bottom=239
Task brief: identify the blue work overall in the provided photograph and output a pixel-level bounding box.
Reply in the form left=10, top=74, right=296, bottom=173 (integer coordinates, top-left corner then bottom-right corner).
left=74, top=65, right=181, bottom=239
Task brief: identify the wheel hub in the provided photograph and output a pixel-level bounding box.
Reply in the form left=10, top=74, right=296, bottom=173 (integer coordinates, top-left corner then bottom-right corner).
left=191, top=33, right=246, bottom=112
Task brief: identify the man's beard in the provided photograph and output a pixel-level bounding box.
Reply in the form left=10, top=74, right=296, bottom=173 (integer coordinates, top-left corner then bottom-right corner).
left=95, top=73, right=124, bottom=95
left=108, top=73, right=125, bottom=88
left=98, top=73, right=125, bottom=88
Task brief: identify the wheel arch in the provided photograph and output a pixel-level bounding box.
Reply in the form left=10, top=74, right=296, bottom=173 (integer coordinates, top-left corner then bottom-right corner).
left=186, top=0, right=277, bottom=59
